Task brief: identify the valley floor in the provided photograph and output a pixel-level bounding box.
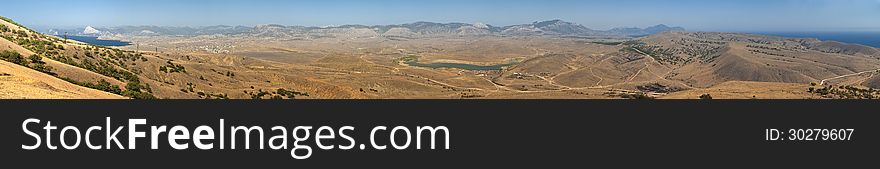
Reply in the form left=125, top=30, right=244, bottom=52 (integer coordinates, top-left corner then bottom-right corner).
left=101, top=34, right=879, bottom=99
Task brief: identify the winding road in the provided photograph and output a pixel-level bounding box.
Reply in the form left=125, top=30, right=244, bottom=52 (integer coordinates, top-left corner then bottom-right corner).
left=819, top=68, right=880, bottom=86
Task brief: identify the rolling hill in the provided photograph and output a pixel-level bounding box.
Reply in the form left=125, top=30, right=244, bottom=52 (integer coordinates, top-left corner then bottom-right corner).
left=634, top=32, right=880, bottom=88
left=2, top=16, right=363, bottom=99
left=0, top=17, right=123, bottom=99
left=2, top=15, right=878, bottom=99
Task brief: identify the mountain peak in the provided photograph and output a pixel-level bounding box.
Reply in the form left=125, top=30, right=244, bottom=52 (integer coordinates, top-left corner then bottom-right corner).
left=534, top=19, right=572, bottom=28
left=255, top=24, right=286, bottom=28
left=647, top=24, right=670, bottom=29
left=82, top=26, right=101, bottom=34
left=606, top=24, right=685, bottom=37
left=473, top=22, right=490, bottom=29
left=57, top=20, right=685, bottom=38
left=645, top=24, right=685, bottom=32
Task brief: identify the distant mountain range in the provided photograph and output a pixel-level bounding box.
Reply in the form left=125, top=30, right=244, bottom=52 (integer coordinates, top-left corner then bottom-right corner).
left=44, top=20, right=684, bottom=38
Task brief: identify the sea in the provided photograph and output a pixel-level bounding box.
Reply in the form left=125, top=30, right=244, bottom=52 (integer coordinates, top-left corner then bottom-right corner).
left=64, top=35, right=131, bottom=47
left=753, top=32, right=880, bottom=48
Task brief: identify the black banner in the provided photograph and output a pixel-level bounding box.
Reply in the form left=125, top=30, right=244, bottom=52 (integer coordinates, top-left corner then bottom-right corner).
left=2, top=100, right=877, bottom=168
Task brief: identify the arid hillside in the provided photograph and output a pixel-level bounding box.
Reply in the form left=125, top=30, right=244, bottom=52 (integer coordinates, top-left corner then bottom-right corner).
left=0, top=55, right=123, bottom=99
left=637, top=32, right=880, bottom=88
left=2, top=16, right=879, bottom=99
left=1, top=18, right=122, bottom=99
left=2, top=16, right=350, bottom=99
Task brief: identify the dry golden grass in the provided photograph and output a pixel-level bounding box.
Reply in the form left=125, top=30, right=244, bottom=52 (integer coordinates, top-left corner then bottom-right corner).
left=0, top=32, right=123, bottom=99
left=0, top=60, right=124, bottom=99
left=660, top=81, right=819, bottom=99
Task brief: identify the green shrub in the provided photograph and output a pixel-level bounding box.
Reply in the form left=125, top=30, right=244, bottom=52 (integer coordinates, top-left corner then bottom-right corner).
left=0, top=50, right=26, bottom=65
left=123, top=90, right=157, bottom=99
left=28, top=54, right=43, bottom=64
left=30, top=63, right=54, bottom=75
left=160, top=60, right=186, bottom=73
left=276, top=88, right=309, bottom=98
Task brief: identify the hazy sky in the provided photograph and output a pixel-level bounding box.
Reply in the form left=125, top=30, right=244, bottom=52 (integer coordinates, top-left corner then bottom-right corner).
left=1, top=0, right=878, bottom=32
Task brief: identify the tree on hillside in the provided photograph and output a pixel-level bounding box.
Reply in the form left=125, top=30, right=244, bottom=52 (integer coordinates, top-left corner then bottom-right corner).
left=700, top=94, right=713, bottom=100
left=28, top=54, right=43, bottom=64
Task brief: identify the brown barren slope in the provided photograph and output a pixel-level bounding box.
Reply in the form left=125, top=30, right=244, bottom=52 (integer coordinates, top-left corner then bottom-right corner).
left=660, top=81, right=818, bottom=99
left=0, top=59, right=124, bottom=99
left=641, top=32, right=880, bottom=88
left=0, top=18, right=123, bottom=99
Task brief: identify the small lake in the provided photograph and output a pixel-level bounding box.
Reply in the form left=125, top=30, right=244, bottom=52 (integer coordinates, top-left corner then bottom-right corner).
left=65, top=36, right=131, bottom=46
left=406, top=60, right=517, bottom=70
